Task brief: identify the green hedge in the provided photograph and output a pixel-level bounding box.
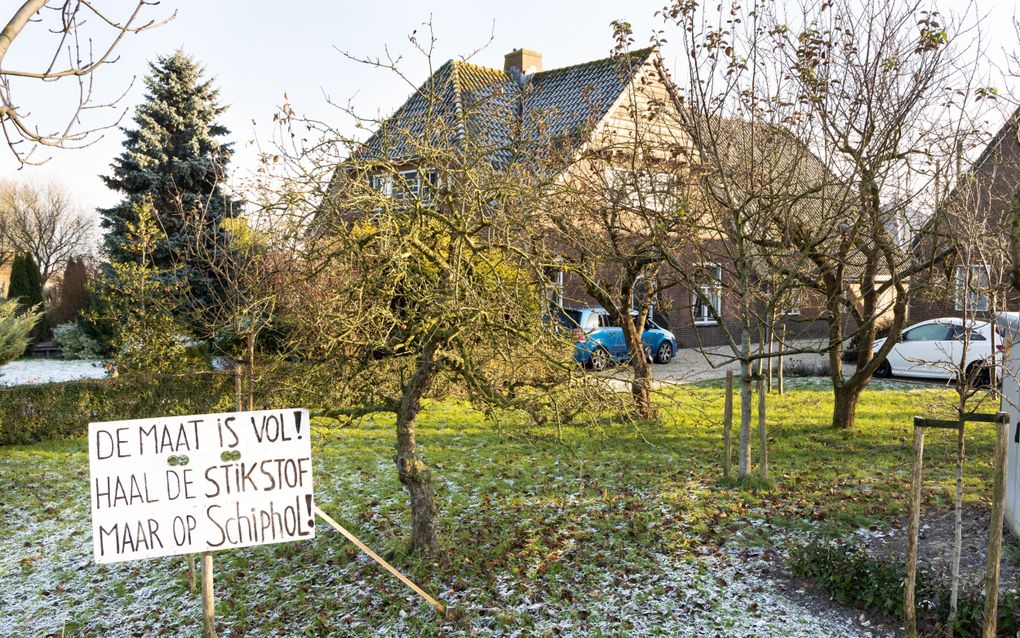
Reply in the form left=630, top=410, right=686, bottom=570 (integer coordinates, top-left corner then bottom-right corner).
left=0, top=373, right=235, bottom=445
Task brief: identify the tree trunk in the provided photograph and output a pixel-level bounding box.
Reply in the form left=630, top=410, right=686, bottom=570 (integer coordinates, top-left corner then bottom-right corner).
left=948, top=419, right=965, bottom=634
left=395, top=348, right=439, bottom=555
left=247, top=333, right=255, bottom=410
left=831, top=384, right=860, bottom=430
left=630, top=357, right=655, bottom=420
left=621, top=306, right=656, bottom=420
left=625, top=321, right=655, bottom=419
left=738, top=327, right=753, bottom=478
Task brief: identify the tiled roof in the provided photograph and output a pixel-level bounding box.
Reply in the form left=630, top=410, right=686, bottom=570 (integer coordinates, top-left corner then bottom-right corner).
left=358, top=47, right=657, bottom=166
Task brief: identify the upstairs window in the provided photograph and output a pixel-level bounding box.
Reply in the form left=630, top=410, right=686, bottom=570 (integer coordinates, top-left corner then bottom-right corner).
left=370, top=169, right=441, bottom=202
left=394, top=170, right=420, bottom=201
left=604, top=169, right=681, bottom=212
left=955, top=265, right=990, bottom=312
left=370, top=174, right=393, bottom=197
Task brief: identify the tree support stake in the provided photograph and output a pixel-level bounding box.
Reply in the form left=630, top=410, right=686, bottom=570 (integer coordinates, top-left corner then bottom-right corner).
left=314, top=505, right=446, bottom=616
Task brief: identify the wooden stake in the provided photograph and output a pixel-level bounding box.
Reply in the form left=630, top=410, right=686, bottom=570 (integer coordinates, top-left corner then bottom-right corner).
left=905, top=423, right=926, bottom=638
left=766, top=324, right=773, bottom=392
left=187, top=554, right=197, bottom=592
left=778, top=325, right=786, bottom=395
left=723, top=370, right=733, bottom=479
left=757, top=324, right=766, bottom=379
left=234, top=364, right=243, bottom=412
left=314, top=505, right=446, bottom=616
left=757, top=377, right=767, bottom=481
left=948, top=418, right=965, bottom=635
left=981, top=418, right=1009, bottom=638
left=202, top=551, right=216, bottom=638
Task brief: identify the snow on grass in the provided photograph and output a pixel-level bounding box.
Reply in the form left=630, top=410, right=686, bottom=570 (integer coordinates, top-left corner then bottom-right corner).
left=3, top=385, right=976, bottom=636
left=0, top=358, right=109, bottom=386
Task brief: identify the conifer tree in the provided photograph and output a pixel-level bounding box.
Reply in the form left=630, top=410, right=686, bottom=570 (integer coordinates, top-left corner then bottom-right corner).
left=99, top=51, right=234, bottom=307
left=7, top=253, right=42, bottom=308
left=51, top=257, right=91, bottom=325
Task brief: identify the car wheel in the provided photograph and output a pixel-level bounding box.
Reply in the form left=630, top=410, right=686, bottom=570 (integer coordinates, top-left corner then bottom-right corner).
left=655, top=341, right=674, bottom=364
left=589, top=347, right=611, bottom=372
left=873, top=360, right=892, bottom=378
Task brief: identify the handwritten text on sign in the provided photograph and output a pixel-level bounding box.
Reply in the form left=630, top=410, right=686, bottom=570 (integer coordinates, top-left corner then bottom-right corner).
left=88, top=409, right=314, bottom=564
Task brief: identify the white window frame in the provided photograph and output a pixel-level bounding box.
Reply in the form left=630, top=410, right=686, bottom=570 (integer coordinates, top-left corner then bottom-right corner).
left=785, top=289, right=802, bottom=317
left=693, top=263, right=722, bottom=325
left=955, top=264, right=990, bottom=312
left=394, top=169, right=420, bottom=201
left=370, top=174, right=393, bottom=197
left=604, top=168, right=677, bottom=212
left=543, top=258, right=565, bottom=310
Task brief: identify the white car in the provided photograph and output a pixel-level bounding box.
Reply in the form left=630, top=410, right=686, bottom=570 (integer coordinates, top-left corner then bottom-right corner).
left=872, top=318, right=1003, bottom=382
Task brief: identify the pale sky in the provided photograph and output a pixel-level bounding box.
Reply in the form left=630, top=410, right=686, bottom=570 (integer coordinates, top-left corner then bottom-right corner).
left=2, top=0, right=1018, bottom=220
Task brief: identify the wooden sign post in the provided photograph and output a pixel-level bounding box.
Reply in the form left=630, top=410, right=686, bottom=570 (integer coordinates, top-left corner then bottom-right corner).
left=203, top=551, right=216, bottom=638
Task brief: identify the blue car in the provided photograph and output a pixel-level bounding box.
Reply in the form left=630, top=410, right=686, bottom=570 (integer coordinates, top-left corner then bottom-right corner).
left=554, top=307, right=677, bottom=371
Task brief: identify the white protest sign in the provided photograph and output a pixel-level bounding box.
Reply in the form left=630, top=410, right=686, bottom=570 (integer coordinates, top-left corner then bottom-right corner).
left=88, top=409, right=314, bottom=564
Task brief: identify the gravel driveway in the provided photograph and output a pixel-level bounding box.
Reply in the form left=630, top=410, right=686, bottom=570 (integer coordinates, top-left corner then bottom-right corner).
left=653, top=339, right=855, bottom=383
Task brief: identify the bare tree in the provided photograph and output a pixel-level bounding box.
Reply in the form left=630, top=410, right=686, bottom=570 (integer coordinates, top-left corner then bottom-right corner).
left=770, top=0, right=989, bottom=429
left=0, top=1, right=172, bottom=163
left=0, top=180, right=93, bottom=283
left=657, top=0, right=989, bottom=430
left=650, top=3, right=824, bottom=476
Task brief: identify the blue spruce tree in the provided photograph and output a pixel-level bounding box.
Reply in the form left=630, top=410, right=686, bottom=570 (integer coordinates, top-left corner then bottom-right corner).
left=99, top=51, right=235, bottom=309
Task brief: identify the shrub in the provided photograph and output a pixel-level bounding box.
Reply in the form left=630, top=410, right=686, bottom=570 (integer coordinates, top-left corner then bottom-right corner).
left=0, top=361, right=356, bottom=445
left=0, top=299, right=40, bottom=364
left=788, top=536, right=1020, bottom=636
left=782, top=359, right=830, bottom=378
left=0, top=372, right=235, bottom=445
left=52, top=321, right=104, bottom=359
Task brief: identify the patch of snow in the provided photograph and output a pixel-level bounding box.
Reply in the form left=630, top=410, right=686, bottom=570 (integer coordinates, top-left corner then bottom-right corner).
left=211, top=356, right=232, bottom=371
left=0, top=359, right=110, bottom=386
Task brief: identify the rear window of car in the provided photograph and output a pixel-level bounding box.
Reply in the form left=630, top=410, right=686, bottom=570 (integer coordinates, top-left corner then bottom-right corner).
left=556, top=310, right=584, bottom=329
left=950, top=325, right=986, bottom=341
left=903, top=324, right=952, bottom=341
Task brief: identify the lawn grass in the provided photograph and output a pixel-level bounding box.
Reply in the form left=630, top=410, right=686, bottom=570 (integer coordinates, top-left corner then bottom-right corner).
left=0, top=378, right=999, bottom=636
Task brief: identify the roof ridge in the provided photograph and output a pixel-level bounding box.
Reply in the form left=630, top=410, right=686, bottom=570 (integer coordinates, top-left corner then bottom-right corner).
left=533, top=46, right=656, bottom=77
left=451, top=59, right=508, bottom=77
left=448, top=60, right=468, bottom=143
left=447, top=47, right=657, bottom=80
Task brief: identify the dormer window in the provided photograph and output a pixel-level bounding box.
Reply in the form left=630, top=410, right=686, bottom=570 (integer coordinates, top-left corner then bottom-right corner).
left=394, top=170, right=420, bottom=201
left=370, top=174, right=393, bottom=197
left=370, top=169, right=440, bottom=202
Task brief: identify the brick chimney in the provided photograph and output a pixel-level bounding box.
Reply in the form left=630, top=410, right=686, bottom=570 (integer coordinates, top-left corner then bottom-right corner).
left=504, top=48, right=542, bottom=76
